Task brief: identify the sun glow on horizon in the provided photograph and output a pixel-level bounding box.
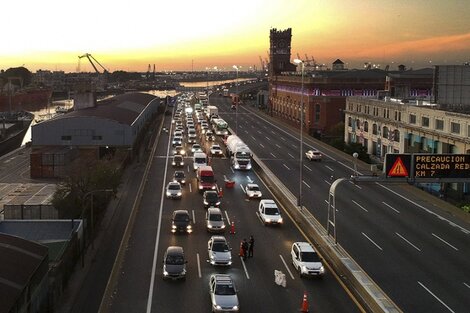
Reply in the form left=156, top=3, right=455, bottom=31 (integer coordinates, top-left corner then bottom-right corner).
left=2, top=0, right=470, bottom=72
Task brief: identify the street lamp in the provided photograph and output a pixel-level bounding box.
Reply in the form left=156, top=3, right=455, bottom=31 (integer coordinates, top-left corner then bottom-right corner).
left=83, top=189, right=114, bottom=249
left=294, top=59, right=304, bottom=209
left=232, top=65, right=239, bottom=134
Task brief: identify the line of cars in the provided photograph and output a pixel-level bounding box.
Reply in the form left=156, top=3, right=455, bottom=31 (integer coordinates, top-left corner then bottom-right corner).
left=163, top=95, right=325, bottom=312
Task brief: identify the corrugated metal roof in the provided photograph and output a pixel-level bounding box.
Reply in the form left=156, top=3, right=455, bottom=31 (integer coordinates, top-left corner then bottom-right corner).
left=0, top=233, right=48, bottom=313
left=51, top=92, right=159, bottom=126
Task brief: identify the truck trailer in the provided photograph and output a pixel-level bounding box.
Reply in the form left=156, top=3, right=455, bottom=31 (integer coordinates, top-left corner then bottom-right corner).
left=225, top=135, right=252, bottom=170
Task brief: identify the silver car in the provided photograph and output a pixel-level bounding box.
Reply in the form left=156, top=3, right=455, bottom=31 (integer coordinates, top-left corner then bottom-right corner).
left=209, top=274, right=239, bottom=312
left=245, top=183, right=262, bottom=198
left=207, top=236, right=232, bottom=266
left=206, top=207, right=226, bottom=233
left=166, top=181, right=182, bottom=199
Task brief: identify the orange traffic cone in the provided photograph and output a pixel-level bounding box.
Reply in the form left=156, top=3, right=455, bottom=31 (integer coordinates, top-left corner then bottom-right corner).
left=230, top=221, right=236, bottom=234
left=300, top=291, right=309, bottom=313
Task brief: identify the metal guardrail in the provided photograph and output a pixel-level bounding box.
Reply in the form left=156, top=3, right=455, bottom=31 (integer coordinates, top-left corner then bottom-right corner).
left=251, top=152, right=403, bottom=313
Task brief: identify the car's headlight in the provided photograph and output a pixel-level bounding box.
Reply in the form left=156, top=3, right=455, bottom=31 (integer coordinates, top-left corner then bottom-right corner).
left=319, top=266, right=325, bottom=274
left=215, top=305, right=222, bottom=310
left=221, top=224, right=226, bottom=229
left=279, top=218, right=283, bottom=223
left=234, top=164, right=240, bottom=169
left=166, top=192, right=171, bottom=196
left=187, top=225, right=192, bottom=229
left=207, top=225, right=213, bottom=228
left=246, top=164, right=252, bottom=169
left=199, top=186, right=203, bottom=189
left=216, top=201, right=220, bottom=206
left=301, top=266, right=308, bottom=273
left=177, top=192, right=182, bottom=196
left=211, top=186, right=216, bottom=190
left=172, top=162, right=176, bottom=165
left=204, top=200, right=208, bottom=205
left=163, top=270, right=168, bottom=276
left=181, top=180, right=186, bottom=184
left=265, top=218, right=271, bottom=223
left=232, top=306, right=238, bottom=310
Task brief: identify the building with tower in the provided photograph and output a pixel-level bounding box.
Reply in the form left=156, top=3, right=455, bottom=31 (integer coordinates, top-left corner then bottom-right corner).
left=268, top=28, right=296, bottom=76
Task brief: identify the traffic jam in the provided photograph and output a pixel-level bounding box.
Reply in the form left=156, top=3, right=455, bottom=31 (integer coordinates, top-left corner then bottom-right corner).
left=163, top=91, right=324, bottom=312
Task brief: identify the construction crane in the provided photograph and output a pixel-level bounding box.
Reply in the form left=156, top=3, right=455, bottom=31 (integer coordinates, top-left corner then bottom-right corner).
left=78, top=53, right=109, bottom=74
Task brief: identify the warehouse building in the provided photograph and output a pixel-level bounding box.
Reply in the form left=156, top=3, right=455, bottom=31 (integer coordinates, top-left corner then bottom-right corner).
left=30, top=92, right=163, bottom=177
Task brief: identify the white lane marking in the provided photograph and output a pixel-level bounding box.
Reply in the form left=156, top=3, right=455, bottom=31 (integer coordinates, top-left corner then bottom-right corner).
left=275, top=144, right=281, bottom=148
left=291, top=144, right=297, bottom=148
left=224, top=211, right=231, bottom=225
left=265, top=136, right=271, bottom=141
left=325, top=165, right=334, bottom=172
left=230, top=167, right=234, bottom=173
left=271, top=130, right=276, bottom=134
left=283, top=163, right=290, bottom=170
left=255, top=211, right=265, bottom=225
left=396, top=232, right=421, bottom=251
left=463, top=282, right=470, bottom=289
left=382, top=201, right=400, bottom=214
left=279, top=255, right=295, bottom=280
left=257, top=130, right=262, bottom=134
left=362, top=232, right=383, bottom=251
left=352, top=200, right=368, bottom=212
left=350, top=181, right=362, bottom=189
left=432, top=233, right=459, bottom=251
left=189, top=182, right=192, bottom=193
left=244, top=130, right=248, bottom=134
left=288, top=153, right=295, bottom=159
left=377, top=182, right=470, bottom=235
left=260, top=143, right=265, bottom=148
left=263, top=125, right=267, bottom=129
left=197, top=253, right=202, bottom=278
left=247, top=176, right=253, bottom=183
left=418, top=281, right=455, bottom=313
left=325, top=180, right=332, bottom=186
left=270, top=152, right=277, bottom=158
left=302, top=180, right=311, bottom=188
left=240, top=257, right=250, bottom=279
left=192, top=210, right=196, bottom=224
left=240, top=184, right=245, bottom=193
left=251, top=136, right=257, bottom=141
left=281, top=137, right=286, bottom=141
left=251, top=125, right=255, bottom=129
left=303, top=164, right=312, bottom=172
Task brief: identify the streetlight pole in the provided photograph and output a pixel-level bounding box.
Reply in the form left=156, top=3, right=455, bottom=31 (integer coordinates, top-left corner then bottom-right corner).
left=83, top=189, right=113, bottom=249
left=294, top=59, right=304, bottom=209
left=233, top=65, right=239, bottom=134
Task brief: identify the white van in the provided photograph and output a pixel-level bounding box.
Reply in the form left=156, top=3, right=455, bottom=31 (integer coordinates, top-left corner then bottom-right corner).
left=193, top=152, right=207, bottom=170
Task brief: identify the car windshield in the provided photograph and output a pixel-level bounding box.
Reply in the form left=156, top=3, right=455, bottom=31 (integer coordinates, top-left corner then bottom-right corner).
left=265, top=206, right=280, bottom=215
left=215, top=284, right=236, bottom=295
left=301, top=252, right=321, bottom=262
left=168, top=184, right=180, bottom=190
left=166, top=254, right=185, bottom=265
left=212, top=242, right=229, bottom=252
left=206, top=193, right=218, bottom=201
left=175, top=172, right=184, bottom=178
left=249, top=185, right=260, bottom=191
left=174, top=213, right=189, bottom=222
left=195, top=157, right=206, bottom=163
left=209, top=214, right=222, bottom=221
left=201, top=176, right=214, bottom=183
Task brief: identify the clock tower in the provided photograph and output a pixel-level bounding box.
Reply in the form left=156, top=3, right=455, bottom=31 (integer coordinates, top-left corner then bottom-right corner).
left=269, top=28, right=296, bottom=76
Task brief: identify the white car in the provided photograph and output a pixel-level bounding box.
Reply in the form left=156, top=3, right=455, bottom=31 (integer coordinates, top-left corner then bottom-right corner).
left=191, top=144, right=203, bottom=154
left=258, top=199, right=283, bottom=225
left=207, top=236, right=232, bottom=266
left=166, top=181, right=182, bottom=199
left=305, top=149, right=322, bottom=161
left=209, top=274, right=239, bottom=312
left=245, top=184, right=262, bottom=198
left=188, top=129, right=197, bottom=143
left=210, top=144, right=223, bottom=156
left=291, top=242, right=325, bottom=277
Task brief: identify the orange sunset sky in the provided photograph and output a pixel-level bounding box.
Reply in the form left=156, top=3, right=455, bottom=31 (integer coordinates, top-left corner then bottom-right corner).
left=2, top=0, right=470, bottom=72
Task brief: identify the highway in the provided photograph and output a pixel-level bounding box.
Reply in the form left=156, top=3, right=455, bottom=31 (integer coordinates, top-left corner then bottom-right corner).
left=216, top=85, right=470, bottom=313
left=106, top=96, right=361, bottom=312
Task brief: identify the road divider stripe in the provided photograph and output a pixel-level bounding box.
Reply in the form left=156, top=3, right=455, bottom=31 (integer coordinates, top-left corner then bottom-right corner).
left=265, top=136, right=271, bottom=141
left=418, top=281, right=455, bottom=313
left=303, top=164, right=312, bottom=171
left=260, top=143, right=265, bottom=148
left=270, top=152, right=277, bottom=158
left=382, top=201, right=400, bottom=214
left=283, top=163, right=290, bottom=170
left=251, top=136, right=256, bottom=141
left=224, top=211, right=231, bottom=225
left=432, top=233, right=458, bottom=251
left=279, top=255, right=295, bottom=280
left=280, top=136, right=286, bottom=141
left=396, top=232, right=421, bottom=251
left=352, top=200, right=368, bottom=212
left=240, top=257, right=250, bottom=279
left=239, top=184, right=245, bottom=193
left=362, top=232, right=383, bottom=251
left=325, top=165, right=335, bottom=172
left=464, top=282, right=470, bottom=289
left=197, top=253, right=202, bottom=278
left=325, top=180, right=332, bottom=185
left=302, top=180, right=311, bottom=188
left=192, top=210, right=196, bottom=224
left=275, top=144, right=281, bottom=148
left=287, top=153, right=295, bottom=158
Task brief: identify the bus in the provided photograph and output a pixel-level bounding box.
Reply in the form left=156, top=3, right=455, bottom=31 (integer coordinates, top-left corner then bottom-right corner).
left=211, top=118, right=229, bottom=136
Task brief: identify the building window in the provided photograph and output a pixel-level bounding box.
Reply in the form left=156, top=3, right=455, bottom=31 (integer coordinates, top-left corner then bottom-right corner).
left=92, top=135, right=102, bottom=140
left=422, top=117, right=430, bottom=127
left=61, top=135, right=71, bottom=141
left=383, top=126, right=389, bottom=138
left=348, top=117, right=352, bottom=127
left=356, top=119, right=360, bottom=128
left=364, top=121, right=369, bottom=132
left=451, top=122, right=460, bottom=134
left=372, top=123, right=378, bottom=135
left=435, top=119, right=444, bottom=130
left=393, top=129, right=400, bottom=142
left=409, top=114, right=416, bottom=124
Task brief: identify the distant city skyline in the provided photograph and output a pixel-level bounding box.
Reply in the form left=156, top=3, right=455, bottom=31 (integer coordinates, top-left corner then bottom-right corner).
left=2, top=0, right=470, bottom=72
